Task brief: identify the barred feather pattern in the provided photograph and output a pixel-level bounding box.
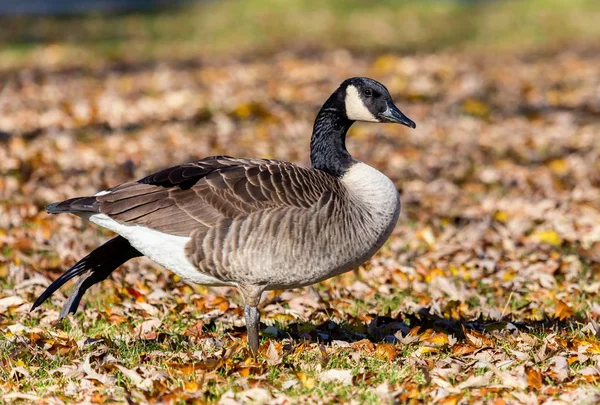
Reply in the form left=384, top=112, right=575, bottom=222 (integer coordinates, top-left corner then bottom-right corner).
left=85, top=156, right=400, bottom=289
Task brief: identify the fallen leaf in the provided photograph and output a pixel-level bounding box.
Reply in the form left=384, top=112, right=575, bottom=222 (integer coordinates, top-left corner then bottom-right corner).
left=532, top=230, right=562, bottom=246
left=135, top=318, right=161, bottom=338
left=319, top=369, right=353, bottom=385
left=457, top=371, right=493, bottom=389
left=295, top=371, right=315, bottom=389
left=462, top=326, right=494, bottom=348
left=549, top=356, right=570, bottom=382
left=82, top=355, right=115, bottom=386
left=526, top=366, right=542, bottom=390
left=375, top=344, right=397, bottom=361
left=114, top=364, right=145, bottom=388
left=422, top=332, right=449, bottom=347
left=462, top=98, right=489, bottom=117
left=0, top=296, right=24, bottom=313
left=554, top=300, right=575, bottom=321
left=266, top=342, right=282, bottom=366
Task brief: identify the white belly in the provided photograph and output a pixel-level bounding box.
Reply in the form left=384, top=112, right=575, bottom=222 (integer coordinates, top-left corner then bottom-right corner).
left=88, top=213, right=230, bottom=286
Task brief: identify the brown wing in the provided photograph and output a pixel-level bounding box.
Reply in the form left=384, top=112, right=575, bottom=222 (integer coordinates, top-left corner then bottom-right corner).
left=94, top=156, right=337, bottom=237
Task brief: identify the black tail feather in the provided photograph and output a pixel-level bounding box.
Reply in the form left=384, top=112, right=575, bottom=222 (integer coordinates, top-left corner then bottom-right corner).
left=31, top=236, right=142, bottom=318
left=46, top=196, right=99, bottom=214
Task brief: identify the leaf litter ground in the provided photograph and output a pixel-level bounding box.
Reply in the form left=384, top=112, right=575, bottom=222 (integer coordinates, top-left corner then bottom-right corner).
left=1, top=48, right=600, bottom=404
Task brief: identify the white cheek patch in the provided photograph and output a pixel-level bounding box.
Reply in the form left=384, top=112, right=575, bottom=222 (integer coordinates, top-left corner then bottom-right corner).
left=345, top=85, right=378, bottom=122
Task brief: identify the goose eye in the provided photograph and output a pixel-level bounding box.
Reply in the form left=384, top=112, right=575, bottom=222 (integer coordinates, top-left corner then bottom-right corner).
left=364, top=89, right=373, bottom=97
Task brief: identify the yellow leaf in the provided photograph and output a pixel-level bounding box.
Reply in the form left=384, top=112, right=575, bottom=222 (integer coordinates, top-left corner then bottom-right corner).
left=554, top=299, right=575, bottom=321
left=414, top=346, right=437, bottom=356
left=296, top=371, right=315, bottom=389
left=580, top=341, right=600, bottom=354
left=272, top=313, right=295, bottom=324
left=532, top=230, right=562, bottom=246
left=524, top=307, right=544, bottom=321
left=419, top=329, right=435, bottom=340
left=425, top=268, right=445, bottom=283
left=185, top=381, right=199, bottom=392
left=548, top=158, right=568, bottom=175
left=438, top=395, right=461, bottom=405
left=494, top=211, right=508, bottom=223
left=372, top=54, right=397, bottom=74
left=233, top=103, right=252, bottom=118
left=375, top=344, right=397, bottom=361
left=462, top=98, right=489, bottom=117
left=238, top=366, right=252, bottom=377
left=526, top=367, right=542, bottom=390
left=422, top=332, right=449, bottom=347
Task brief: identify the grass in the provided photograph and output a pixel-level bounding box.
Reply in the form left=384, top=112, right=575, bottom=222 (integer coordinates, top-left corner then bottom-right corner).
left=0, top=305, right=424, bottom=401
left=0, top=0, right=599, bottom=70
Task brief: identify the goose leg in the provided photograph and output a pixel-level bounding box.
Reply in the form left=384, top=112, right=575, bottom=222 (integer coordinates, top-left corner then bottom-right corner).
left=244, top=305, right=261, bottom=354
left=239, top=284, right=265, bottom=354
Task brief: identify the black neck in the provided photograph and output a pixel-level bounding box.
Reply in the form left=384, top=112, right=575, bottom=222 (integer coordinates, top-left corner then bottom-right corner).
left=310, top=106, right=356, bottom=177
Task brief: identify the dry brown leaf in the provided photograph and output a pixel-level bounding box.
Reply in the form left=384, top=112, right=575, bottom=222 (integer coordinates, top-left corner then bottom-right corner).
left=375, top=344, right=397, bottom=361
left=462, top=326, right=494, bottom=349
left=549, top=356, right=570, bottom=382
left=82, top=355, right=115, bottom=386
left=554, top=299, right=575, bottom=321
left=452, top=343, right=477, bottom=356
left=457, top=371, right=493, bottom=389
left=319, top=369, right=353, bottom=385
left=351, top=339, right=375, bottom=353
left=438, top=395, right=461, bottom=405
left=114, top=364, right=146, bottom=388
left=396, top=326, right=421, bottom=345
left=266, top=342, right=283, bottom=366
left=210, top=296, right=230, bottom=312
left=0, top=296, right=24, bottom=313
left=134, top=318, right=162, bottom=338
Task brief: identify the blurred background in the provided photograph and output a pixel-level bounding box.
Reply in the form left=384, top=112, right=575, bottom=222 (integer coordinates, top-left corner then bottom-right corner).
left=0, top=0, right=599, bottom=68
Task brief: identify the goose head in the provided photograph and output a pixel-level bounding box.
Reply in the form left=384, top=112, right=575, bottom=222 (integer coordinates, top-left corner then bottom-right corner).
left=311, top=77, right=416, bottom=176
left=339, top=77, right=416, bottom=128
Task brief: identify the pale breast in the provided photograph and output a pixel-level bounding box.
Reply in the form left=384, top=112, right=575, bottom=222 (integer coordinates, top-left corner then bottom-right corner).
left=341, top=162, right=401, bottom=227
left=337, top=161, right=401, bottom=260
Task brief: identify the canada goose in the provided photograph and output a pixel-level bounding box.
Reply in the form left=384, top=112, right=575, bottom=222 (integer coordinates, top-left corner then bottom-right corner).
left=32, top=77, right=416, bottom=352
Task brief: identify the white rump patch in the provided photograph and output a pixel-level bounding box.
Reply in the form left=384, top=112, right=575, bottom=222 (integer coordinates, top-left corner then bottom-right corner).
left=94, top=190, right=111, bottom=197
left=89, top=213, right=230, bottom=286
left=345, top=85, right=377, bottom=122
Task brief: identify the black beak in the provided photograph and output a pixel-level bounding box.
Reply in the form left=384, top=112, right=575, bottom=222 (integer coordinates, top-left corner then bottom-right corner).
left=379, top=103, right=416, bottom=129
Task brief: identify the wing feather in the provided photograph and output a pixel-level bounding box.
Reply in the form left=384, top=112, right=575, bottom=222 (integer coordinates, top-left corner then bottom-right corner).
left=88, top=157, right=337, bottom=237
